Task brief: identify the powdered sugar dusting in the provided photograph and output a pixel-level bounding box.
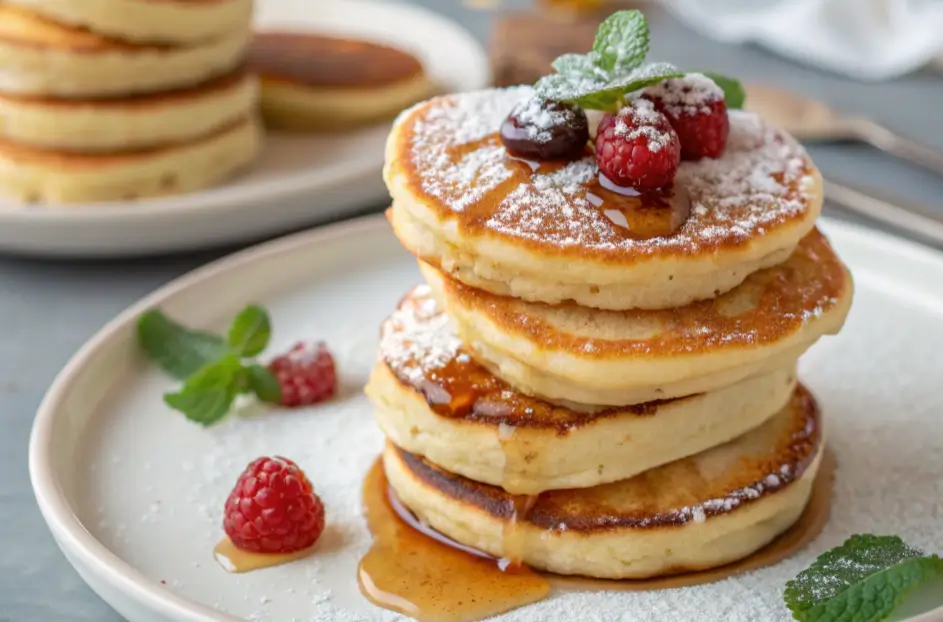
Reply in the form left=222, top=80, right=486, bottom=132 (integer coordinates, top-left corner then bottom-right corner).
left=400, top=87, right=816, bottom=258
left=512, top=96, right=571, bottom=144
left=613, top=99, right=673, bottom=152
left=380, top=284, right=462, bottom=384
left=643, top=73, right=724, bottom=117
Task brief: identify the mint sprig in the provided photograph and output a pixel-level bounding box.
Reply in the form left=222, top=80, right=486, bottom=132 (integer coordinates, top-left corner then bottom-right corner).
left=137, top=306, right=282, bottom=425
left=535, top=10, right=745, bottom=111
left=784, top=534, right=943, bottom=622
left=592, top=9, right=649, bottom=74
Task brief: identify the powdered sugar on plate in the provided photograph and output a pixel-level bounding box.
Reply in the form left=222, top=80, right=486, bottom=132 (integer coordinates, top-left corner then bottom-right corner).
left=397, top=87, right=815, bottom=259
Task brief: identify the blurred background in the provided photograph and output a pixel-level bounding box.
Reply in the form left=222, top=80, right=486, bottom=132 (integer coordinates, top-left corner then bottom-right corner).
left=2, top=0, right=942, bottom=620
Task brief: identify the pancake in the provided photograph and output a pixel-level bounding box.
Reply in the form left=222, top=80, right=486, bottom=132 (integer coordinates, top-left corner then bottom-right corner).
left=385, top=86, right=823, bottom=310
left=422, top=229, right=852, bottom=406
left=384, top=385, right=824, bottom=579
left=366, top=285, right=798, bottom=494
left=0, top=116, right=261, bottom=204
left=0, top=5, right=249, bottom=97
left=0, top=69, right=257, bottom=151
left=248, top=32, right=437, bottom=131
left=3, top=0, right=252, bottom=44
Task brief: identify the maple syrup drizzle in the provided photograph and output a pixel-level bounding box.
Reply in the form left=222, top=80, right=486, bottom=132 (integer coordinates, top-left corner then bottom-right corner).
left=213, top=537, right=314, bottom=574
left=359, top=451, right=836, bottom=621
left=590, top=173, right=691, bottom=238
left=358, top=460, right=550, bottom=622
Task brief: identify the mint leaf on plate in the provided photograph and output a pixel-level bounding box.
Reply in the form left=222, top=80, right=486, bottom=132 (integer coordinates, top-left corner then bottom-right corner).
left=138, top=304, right=288, bottom=425
left=246, top=363, right=282, bottom=404
left=227, top=305, right=271, bottom=357
left=137, top=310, right=227, bottom=380
left=784, top=534, right=943, bottom=622
left=700, top=72, right=746, bottom=109
left=592, top=10, right=649, bottom=74
left=163, top=355, right=244, bottom=425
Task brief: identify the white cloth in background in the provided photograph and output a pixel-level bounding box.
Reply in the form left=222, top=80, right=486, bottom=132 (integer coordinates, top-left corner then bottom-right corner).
left=660, top=0, right=943, bottom=80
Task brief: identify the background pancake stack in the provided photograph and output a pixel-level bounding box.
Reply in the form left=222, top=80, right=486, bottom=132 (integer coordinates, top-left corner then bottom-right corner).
left=0, top=0, right=259, bottom=204
left=368, top=85, right=854, bottom=580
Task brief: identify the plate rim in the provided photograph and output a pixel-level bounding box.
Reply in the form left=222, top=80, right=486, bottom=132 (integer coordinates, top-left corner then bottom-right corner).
left=0, top=0, right=490, bottom=224
left=28, top=215, right=943, bottom=622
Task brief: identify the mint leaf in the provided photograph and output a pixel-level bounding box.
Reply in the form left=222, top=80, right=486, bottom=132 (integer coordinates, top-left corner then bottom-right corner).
left=137, top=310, right=227, bottom=380
left=163, top=355, right=243, bottom=425
left=227, top=305, right=271, bottom=357
left=592, top=10, right=649, bottom=74
left=246, top=364, right=282, bottom=404
left=548, top=62, right=684, bottom=110
left=552, top=53, right=608, bottom=79
left=785, top=534, right=943, bottom=622
left=535, top=72, right=608, bottom=107
left=700, top=72, right=746, bottom=109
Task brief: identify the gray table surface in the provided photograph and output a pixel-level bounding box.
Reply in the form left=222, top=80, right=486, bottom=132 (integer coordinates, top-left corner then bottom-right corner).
left=2, top=2, right=942, bottom=620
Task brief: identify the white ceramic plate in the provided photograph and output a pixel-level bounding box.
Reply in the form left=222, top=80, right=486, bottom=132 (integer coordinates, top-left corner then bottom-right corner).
left=30, top=216, right=943, bottom=621
left=0, top=1, right=488, bottom=258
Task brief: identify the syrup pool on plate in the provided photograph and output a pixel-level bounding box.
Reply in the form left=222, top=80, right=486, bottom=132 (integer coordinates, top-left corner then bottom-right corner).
left=213, top=537, right=315, bottom=574
left=357, top=459, right=550, bottom=622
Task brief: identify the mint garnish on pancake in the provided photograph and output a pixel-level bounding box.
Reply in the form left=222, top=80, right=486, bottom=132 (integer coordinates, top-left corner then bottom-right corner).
left=784, top=534, right=943, bottom=621
left=535, top=10, right=744, bottom=111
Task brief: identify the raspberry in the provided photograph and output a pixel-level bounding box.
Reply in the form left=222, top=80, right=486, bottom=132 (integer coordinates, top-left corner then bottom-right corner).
left=223, top=456, right=326, bottom=554
left=268, top=341, right=337, bottom=407
left=643, top=74, right=729, bottom=160
left=594, top=99, right=681, bottom=191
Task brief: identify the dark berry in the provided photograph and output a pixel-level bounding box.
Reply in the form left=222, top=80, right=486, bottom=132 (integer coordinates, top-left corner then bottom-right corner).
left=643, top=75, right=729, bottom=160
left=594, top=99, right=681, bottom=191
left=500, top=96, right=589, bottom=160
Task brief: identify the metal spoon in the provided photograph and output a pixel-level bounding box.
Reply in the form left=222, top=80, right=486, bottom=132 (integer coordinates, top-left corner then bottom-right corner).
left=745, top=84, right=943, bottom=177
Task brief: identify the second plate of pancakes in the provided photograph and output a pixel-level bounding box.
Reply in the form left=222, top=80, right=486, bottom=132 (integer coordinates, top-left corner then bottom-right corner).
left=0, top=0, right=489, bottom=257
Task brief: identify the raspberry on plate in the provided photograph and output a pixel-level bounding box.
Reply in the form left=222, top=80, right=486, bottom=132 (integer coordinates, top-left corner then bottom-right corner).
left=594, top=99, right=681, bottom=191
left=268, top=341, right=337, bottom=407
left=643, top=74, right=729, bottom=160
left=223, top=456, right=326, bottom=554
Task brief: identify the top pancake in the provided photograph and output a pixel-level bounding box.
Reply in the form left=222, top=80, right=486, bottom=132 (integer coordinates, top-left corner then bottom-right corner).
left=386, top=86, right=823, bottom=310
left=249, top=32, right=425, bottom=89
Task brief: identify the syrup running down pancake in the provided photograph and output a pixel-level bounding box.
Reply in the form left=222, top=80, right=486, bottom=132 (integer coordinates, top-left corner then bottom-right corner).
left=248, top=32, right=437, bottom=131
left=385, top=86, right=823, bottom=310
left=385, top=385, right=824, bottom=580
left=421, top=229, right=852, bottom=406
left=366, top=285, right=797, bottom=493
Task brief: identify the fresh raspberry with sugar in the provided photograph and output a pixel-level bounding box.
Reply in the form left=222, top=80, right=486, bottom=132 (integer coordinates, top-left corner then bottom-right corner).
left=268, top=341, right=337, bottom=407
left=223, top=456, right=326, bottom=554
left=594, top=99, right=681, bottom=191
left=643, top=73, right=729, bottom=160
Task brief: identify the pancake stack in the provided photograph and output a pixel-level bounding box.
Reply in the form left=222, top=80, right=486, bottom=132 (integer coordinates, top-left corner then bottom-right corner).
left=0, top=0, right=259, bottom=204
left=367, top=84, right=853, bottom=580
